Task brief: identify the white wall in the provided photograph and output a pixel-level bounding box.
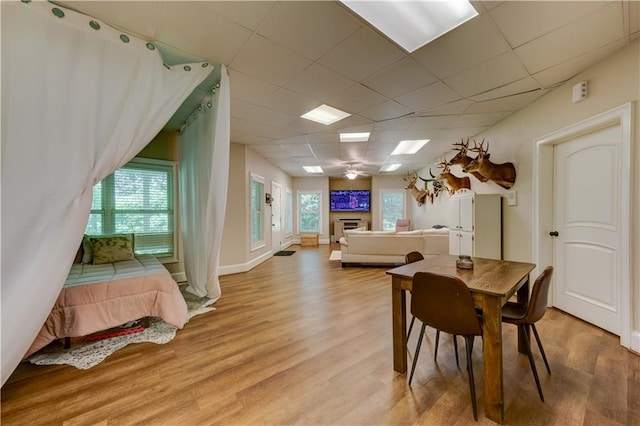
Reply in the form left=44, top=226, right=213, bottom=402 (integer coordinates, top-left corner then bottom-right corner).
left=219, top=143, right=293, bottom=274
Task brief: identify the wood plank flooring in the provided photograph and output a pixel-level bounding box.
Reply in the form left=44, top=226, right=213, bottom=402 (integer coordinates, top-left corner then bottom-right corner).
left=2, top=244, right=639, bottom=425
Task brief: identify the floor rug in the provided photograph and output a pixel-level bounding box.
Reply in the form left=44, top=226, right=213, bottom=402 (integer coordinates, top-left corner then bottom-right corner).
left=27, top=285, right=215, bottom=370
left=329, top=250, right=342, bottom=261
left=274, top=250, right=296, bottom=256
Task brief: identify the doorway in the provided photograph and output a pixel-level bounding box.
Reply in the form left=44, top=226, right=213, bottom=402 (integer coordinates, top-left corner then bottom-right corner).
left=534, top=103, right=632, bottom=348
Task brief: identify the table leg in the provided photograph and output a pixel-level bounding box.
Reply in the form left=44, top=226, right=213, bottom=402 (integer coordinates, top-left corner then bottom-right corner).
left=391, top=276, right=407, bottom=373
left=482, top=295, right=505, bottom=424
left=516, top=274, right=531, bottom=354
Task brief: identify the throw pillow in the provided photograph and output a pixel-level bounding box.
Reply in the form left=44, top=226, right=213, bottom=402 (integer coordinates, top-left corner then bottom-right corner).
left=90, top=234, right=135, bottom=265
left=81, top=234, right=94, bottom=264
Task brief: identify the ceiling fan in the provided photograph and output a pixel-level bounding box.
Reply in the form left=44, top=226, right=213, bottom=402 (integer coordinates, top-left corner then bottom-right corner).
left=343, top=162, right=370, bottom=180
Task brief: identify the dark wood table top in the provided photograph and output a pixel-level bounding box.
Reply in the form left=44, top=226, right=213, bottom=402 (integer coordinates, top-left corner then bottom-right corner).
left=386, top=254, right=536, bottom=298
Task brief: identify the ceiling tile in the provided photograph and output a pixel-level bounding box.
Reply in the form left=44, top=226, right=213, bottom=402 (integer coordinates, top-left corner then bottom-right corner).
left=229, top=70, right=280, bottom=105
left=449, top=112, right=511, bottom=128
left=466, top=90, right=547, bottom=114
left=437, top=126, right=491, bottom=139
left=155, top=2, right=252, bottom=65
left=231, top=117, right=281, bottom=139
left=326, top=84, right=388, bottom=114
left=412, top=14, right=511, bottom=79
left=250, top=143, right=287, bottom=154
left=319, top=26, right=406, bottom=82
left=359, top=101, right=413, bottom=122
left=531, top=39, right=627, bottom=88
left=420, top=99, right=473, bottom=115
left=243, top=104, right=296, bottom=128
left=514, top=2, right=625, bottom=74
left=230, top=131, right=273, bottom=145
left=230, top=35, right=313, bottom=87
left=261, top=89, right=320, bottom=116
left=490, top=1, right=611, bottom=48
left=257, top=2, right=360, bottom=61
left=280, top=117, right=329, bottom=135
left=373, top=117, right=415, bottom=132
left=202, top=1, right=274, bottom=31
left=443, top=52, right=529, bottom=97
left=285, top=64, right=355, bottom=102
left=363, top=58, right=438, bottom=98
left=468, top=77, right=542, bottom=102
left=396, top=82, right=462, bottom=111
left=409, top=115, right=458, bottom=130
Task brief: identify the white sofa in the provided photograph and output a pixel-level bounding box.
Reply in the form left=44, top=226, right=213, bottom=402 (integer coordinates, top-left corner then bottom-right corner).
left=338, top=228, right=449, bottom=266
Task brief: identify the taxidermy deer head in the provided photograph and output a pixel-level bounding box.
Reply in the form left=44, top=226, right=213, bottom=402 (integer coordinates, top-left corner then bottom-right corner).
left=403, top=171, right=431, bottom=206
left=435, top=158, right=471, bottom=194
left=449, top=138, right=489, bottom=182
left=463, top=139, right=517, bottom=189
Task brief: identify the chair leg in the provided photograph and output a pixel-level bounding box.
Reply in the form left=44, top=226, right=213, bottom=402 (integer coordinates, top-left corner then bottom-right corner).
left=531, top=324, right=551, bottom=374
left=406, top=316, right=416, bottom=345
left=522, top=325, right=545, bottom=402
left=464, top=336, right=478, bottom=421
left=409, top=324, right=427, bottom=385
left=434, top=330, right=441, bottom=362
left=453, top=335, right=459, bottom=367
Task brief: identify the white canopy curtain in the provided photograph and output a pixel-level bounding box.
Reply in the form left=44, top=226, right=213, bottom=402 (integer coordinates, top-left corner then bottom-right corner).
left=179, top=66, right=230, bottom=300
left=1, top=2, right=211, bottom=385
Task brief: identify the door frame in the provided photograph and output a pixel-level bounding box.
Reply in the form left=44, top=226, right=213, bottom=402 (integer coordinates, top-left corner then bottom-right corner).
left=533, top=102, right=632, bottom=349
left=271, top=182, right=282, bottom=253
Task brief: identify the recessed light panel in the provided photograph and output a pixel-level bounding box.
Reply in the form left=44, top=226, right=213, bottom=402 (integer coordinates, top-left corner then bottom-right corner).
left=341, top=0, right=478, bottom=53
left=301, top=104, right=351, bottom=125
left=380, top=163, right=402, bottom=172
left=340, top=132, right=370, bottom=143
left=303, top=166, right=323, bottom=173
left=390, top=139, right=429, bottom=155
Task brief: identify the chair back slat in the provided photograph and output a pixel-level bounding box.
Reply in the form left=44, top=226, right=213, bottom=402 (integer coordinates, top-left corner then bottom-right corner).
left=405, top=251, right=424, bottom=264
left=411, top=272, right=482, bottom=337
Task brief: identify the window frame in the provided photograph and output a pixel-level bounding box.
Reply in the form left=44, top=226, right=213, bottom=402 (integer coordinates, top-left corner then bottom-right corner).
left=297, top=190, right=322, bottom=234
left=250, top=172, right=266, bottom=251
left=87, top=157, right=178, bottom=263
left=380, top=189, right=407, bottom=231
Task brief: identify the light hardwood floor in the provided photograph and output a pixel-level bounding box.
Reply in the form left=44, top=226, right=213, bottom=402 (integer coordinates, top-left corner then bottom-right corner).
left=2, top=244, right=639, bottom=425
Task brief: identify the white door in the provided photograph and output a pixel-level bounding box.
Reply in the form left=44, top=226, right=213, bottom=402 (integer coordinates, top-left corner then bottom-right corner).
left=552, top=124, right=622, bottom=334
left=271, top=183, right=282, bottom=253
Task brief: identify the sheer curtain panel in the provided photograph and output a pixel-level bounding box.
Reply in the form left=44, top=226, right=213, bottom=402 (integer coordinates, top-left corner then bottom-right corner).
left=179, top=66, right=230, bottom=300
left=1, top=2, right=211, bottom=385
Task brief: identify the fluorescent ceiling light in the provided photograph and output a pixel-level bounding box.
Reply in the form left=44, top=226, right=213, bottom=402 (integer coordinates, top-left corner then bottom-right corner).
left=341, top=0, right=478, bottom=53
left=380, top=163, right=402, bottom=172
left=391, top=139, right=429, bottom=155
left=340, top=132, right=370, bottom=143
left=303, top=166, right=323, bottom=173
left=301, top=104, right=351, bottom=125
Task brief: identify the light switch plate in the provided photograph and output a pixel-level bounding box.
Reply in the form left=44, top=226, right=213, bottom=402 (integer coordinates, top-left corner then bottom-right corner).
left=507, top=190, right=517, bottom=206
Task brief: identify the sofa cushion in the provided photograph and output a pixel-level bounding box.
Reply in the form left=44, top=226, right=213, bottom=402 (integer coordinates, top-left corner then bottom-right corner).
left=397, top=230, right=422, bottom=235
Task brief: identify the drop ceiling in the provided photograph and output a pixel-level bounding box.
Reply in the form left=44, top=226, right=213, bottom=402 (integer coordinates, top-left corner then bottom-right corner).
left=56, top=1, right=639, bottom=177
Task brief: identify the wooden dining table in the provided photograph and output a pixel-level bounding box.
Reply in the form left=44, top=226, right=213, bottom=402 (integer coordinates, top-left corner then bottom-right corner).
left=386, top=254, right=535, bottom=424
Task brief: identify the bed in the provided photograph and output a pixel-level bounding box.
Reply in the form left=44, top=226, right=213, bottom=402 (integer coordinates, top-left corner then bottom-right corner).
left=25, top=254, right=188, bottom=357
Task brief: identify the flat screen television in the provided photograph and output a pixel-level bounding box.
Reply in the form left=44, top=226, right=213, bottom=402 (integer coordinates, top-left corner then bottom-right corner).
left=330, top=190, right=370, bottom=212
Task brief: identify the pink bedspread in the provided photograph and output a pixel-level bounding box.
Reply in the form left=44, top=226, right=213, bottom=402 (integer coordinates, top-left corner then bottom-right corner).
left=26, top=256, right=188, bottom=357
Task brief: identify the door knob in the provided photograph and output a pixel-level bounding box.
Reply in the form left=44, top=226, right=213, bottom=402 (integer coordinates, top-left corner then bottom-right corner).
left=549, top=231, right=559, bottom=237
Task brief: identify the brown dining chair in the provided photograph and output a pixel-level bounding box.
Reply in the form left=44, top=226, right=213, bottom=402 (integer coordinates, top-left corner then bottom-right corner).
left=409, top=272, right=483, bottom=421
left=501, top=266, right=554, bottom=402
left=405, top=251, right=460, bottom=366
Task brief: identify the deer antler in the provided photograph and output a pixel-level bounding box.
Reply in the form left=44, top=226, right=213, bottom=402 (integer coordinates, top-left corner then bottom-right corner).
left=436, top=157, right=450, bottom=171
left=451, top=138, right=469, bottom=152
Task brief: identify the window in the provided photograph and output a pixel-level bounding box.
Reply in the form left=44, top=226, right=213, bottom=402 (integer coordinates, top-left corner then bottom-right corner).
left=285, top=188, right=293, bottom=236
left=381, top=190, right=406, bottom=231
left=298, top=190, right=321, bottom=233
left=251, top=173, right=265, bottom=249
left=86, top=158, right=176, bottom=260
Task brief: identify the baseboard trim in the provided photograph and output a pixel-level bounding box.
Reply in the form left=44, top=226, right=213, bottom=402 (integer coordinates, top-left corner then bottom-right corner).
left=171, top=272, right=187, bottom=283
left=630, top=330, right=640, bottom=355
left=219, top=250, right=272, bottom=276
